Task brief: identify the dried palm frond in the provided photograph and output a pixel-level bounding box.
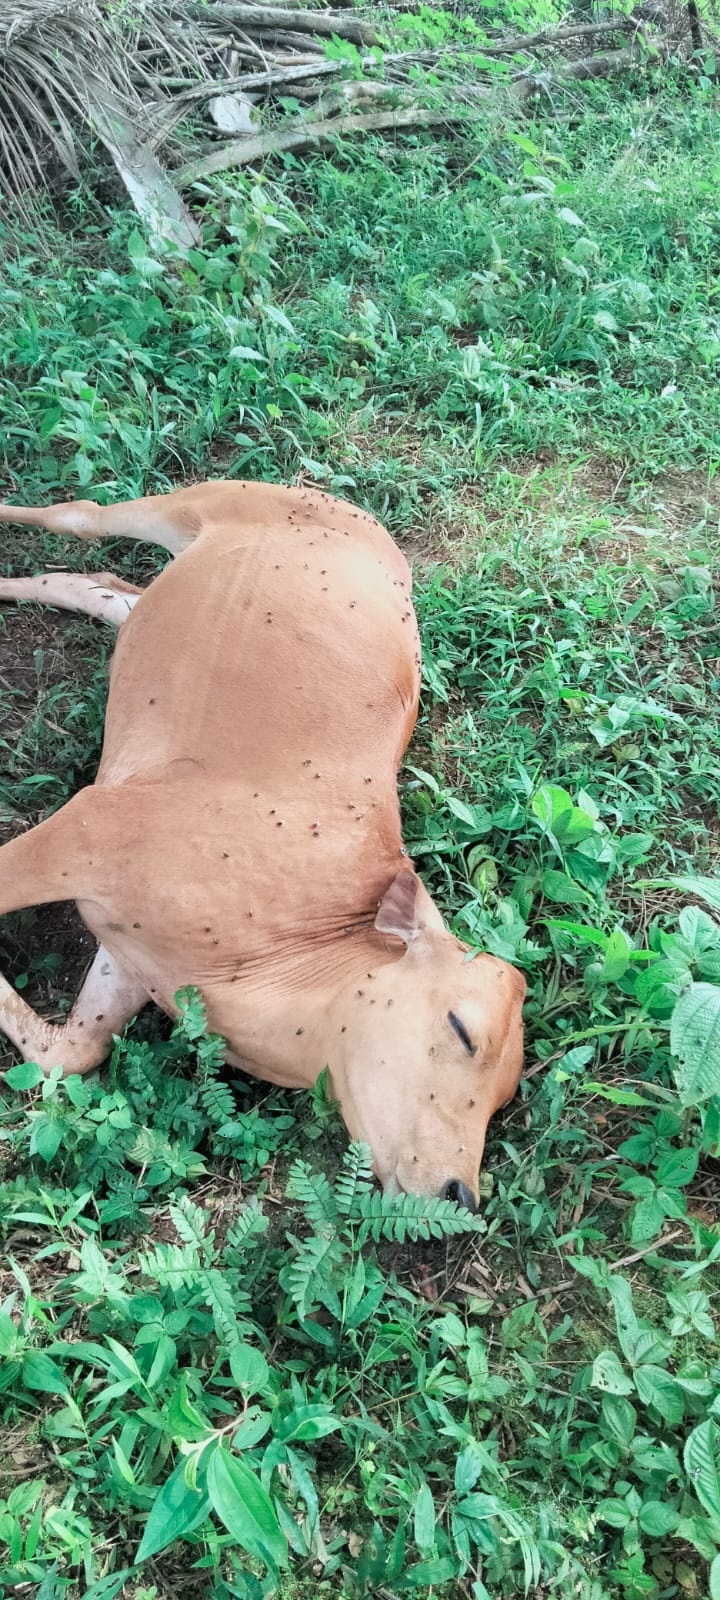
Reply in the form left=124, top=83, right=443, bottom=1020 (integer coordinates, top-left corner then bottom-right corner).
left=0, top=0, right=200, bottom=244
left=0, top=2, right=126, bottom=212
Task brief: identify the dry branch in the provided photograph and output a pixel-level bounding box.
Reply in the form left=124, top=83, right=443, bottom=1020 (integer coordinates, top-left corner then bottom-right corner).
left=465, top=15, right=638, bottom=56
left=515, top=41, right=659, bottom=96
left=184, top=2, right=380, bottom=44
left=177, top=102, right=488, bottom=184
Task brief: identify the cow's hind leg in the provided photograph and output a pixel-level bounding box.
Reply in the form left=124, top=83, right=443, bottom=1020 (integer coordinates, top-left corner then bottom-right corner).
left=0, top=487, right=211, bottom=555
left=0, top=571, right=143, bottom=628
left=0, top=945, right=147, bottom=1075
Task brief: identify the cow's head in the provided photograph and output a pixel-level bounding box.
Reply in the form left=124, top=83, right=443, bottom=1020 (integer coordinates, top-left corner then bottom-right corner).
left=328, top=869, right=525, bottom=1209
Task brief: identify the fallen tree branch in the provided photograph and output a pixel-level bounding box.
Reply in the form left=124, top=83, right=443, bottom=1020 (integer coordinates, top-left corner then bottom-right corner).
left=466, top=15, right=638, bottom=56
left=178, top=35, right=677, bottom=184
left=177, top=102, right=488, bottom=183
left=184, top=3, right=380, bottom=45
left=514, top=42, right=656, bottom=97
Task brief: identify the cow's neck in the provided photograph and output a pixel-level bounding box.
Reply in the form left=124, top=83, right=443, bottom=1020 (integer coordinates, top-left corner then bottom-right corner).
left=211, top=879, right=446, bottom=1092
left=213, top=921, right=396, bottom=1090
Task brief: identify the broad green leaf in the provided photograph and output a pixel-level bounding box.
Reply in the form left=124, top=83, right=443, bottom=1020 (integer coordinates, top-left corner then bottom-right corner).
left=667, top=1287, right=715, bottom=1341
left=509, top=133, right=541, bottom=156
left=414, top=1483, right=436, bottom=1556
left=207, top=1445, right=286, bottom=1568
left=553, top=1045, right=595, bottom=1076
left=5, top=1061, right=44, bottom=1090
left=638, top=1500, right=678, bottom=1536
left=634, top=1365, right=685, bottom=1426
left=655, top=1146, right=699, bottom=1189
left=136, top=1458, right=210, bottom=1562
left=597, top=1497, right=632, bottom=1527
left=229, top=1342, right=269, bottom=1397
left=630, top=1327, right=672, bottom=1369
left=669, top=875, right=720, bottom=913
left=601, top=1395, right=636, bottom=1450
left=232, top=1407, right=272, bottom=1449
left=112, top=1436, right=135, bottom=1485
left=560, top=806, right=600, bottom=845
left=532, top=785, right=572, bottom=851
left=670, top=983, right=720, bottom=1104
left=399, top=1557, right=458, bottom=1587
left=672, top=1363, right=710, bottom=1401
left=601, top=929, right=631, bottom=983
left=357, top=1521, right=387, bottom=1586
left=30, top=1119, right=63, bottom=1162
left=585, top=1082, right=653, bottom=1107
left=684, top=1420, right=720, bottom=1520
left=446, top=795, right=492, bottom=832
left=229, top=345, right=268, bottom=362
left=454, top=1444, right=482, bottom=1497
left=22, top=1351, right=68, bottom=1396
left=541, top=869, right=590, bottom=906
left=710, top=1551, right=720, bottom=1600
left=629, top=1191, right=667, bottom=1245
left=433, top=1312, right=466, bottom=1348
left=0, top=1312, right=18, bottom=1356
left=591, top=1351, right=634, bottom=1396
left=274, top=1403, right=340, bottom=1443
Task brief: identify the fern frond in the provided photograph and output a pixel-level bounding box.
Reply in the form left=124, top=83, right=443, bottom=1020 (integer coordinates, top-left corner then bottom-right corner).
left=354, top=1192, right=485, bottom=1246
left=199, top=1076, right=237, bottom=1131
left=196, top=1030, right=229, bottom=1077
left=138, top=1241, right=200, bottom=1288
left=286, top=1233, right=343, bottom=1321
left=334, top=1140, right=375, bottom=1215
left=205, top=1267, right=243, bottom=1350
left=174, top=986, right=210, bottom=1042
left=286, top=1160, right=338, bottom=1228
left=226, top=1205, right=269, bottom=1252
left=169, top=1196, right=213, bottom=1258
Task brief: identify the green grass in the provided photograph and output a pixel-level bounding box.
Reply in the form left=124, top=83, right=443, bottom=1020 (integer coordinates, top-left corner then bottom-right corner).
left=2, top=56, right=720, bottom=1600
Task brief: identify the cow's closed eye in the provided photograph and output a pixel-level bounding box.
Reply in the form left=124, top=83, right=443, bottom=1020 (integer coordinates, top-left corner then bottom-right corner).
left=447, top=1011, right=477, bottom=1056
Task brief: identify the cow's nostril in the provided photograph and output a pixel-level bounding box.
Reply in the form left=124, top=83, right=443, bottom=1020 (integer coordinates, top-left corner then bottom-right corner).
left=440, top=1179, right=478, bottom=1212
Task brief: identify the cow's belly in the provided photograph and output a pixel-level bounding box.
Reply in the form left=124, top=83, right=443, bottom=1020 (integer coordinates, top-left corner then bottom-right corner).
left=97, top=518, right=420, bottom=787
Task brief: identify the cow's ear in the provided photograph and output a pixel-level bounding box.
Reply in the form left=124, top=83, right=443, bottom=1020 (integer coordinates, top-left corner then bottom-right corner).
left=374, top=869, right=422, bottom=946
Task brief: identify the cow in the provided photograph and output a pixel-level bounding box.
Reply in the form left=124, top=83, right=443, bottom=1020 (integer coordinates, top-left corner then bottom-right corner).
left=0, top=481, right=525, bottom=1207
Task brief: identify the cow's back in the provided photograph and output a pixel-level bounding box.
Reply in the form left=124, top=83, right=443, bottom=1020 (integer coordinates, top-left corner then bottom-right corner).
left=96, top=484, right=421, bottom=790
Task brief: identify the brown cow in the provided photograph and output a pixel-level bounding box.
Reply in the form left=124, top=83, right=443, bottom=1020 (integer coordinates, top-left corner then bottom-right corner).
left=0, top=482, right=525, bottom=1206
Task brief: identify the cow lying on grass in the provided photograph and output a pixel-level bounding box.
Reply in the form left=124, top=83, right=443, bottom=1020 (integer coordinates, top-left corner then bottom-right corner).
left=0, top=481, right=525, bottom=1206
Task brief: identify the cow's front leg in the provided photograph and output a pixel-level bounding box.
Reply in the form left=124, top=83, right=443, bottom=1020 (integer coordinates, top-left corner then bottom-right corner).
left=0, top=789, right=148, bottom=1075
left=0, top=944, right=148, bottom=1076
